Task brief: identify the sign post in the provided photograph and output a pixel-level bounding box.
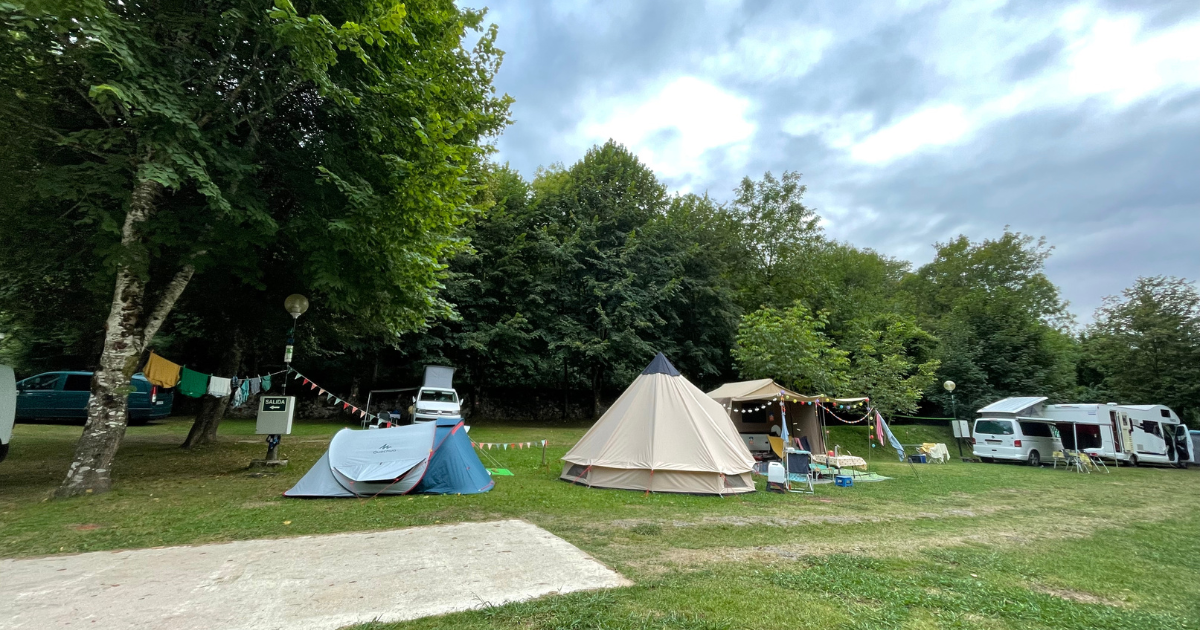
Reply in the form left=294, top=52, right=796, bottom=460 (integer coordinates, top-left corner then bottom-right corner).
left=250, top=395, right=295, bottom=469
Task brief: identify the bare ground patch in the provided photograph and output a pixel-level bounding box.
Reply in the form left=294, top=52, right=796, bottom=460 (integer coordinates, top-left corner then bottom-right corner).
left=1030, top=583, right=1126, bottom=607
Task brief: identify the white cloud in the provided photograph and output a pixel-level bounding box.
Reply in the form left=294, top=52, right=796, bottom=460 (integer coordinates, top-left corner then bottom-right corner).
left=848, top=105, right=971, bottom=164
left=1060, top=12, right=1200, bottom=104
left=700, top=25, right=833, bottom=83
left=576, top=76, right=755, bottom=187
left=784, top=4, right=1200, bottom=165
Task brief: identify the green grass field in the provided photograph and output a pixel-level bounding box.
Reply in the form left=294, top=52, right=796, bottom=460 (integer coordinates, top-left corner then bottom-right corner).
left=3, top=417, right=1199, bottom=629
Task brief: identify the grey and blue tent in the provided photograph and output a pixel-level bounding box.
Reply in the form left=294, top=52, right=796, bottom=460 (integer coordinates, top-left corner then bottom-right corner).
left=284, top=417, right=493, bottom=498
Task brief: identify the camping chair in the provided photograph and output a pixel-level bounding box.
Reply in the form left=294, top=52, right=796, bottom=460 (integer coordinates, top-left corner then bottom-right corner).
left=1080, top=451, right=1109, bottom=474
left=1061, top=449, right=1088, bottom=473
left=786, top=449, right=814, bottom=494
left=1051, top=450, right=1068, bottom=470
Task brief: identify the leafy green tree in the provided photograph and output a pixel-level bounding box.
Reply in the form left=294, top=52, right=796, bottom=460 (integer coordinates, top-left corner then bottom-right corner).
left=536, top=142, right=673, bottom=414
left=841, top=314, right=940, bottom=417
left=0, top=0, right=509, bottom=496
left=900, top=231, right=1077, bottom=417
left=1084, top=276, right=1200, bottom=424
left=732, top=302, right=849, bottom=395
left=727, top=171, right=821, bottom=311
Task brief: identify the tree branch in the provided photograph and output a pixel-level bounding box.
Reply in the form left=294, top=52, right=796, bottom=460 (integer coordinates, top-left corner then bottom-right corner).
left=140, top=252, right=205, bottom=349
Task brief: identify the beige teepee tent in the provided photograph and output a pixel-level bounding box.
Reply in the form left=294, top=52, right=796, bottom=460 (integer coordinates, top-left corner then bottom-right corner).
left=561, top=353, right=755, bottom=494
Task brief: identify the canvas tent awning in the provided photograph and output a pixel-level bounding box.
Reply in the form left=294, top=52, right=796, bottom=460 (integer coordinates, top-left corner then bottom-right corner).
left=706, top=379, right=867, bottom=405
left=707, top=379, right=869, bottom=456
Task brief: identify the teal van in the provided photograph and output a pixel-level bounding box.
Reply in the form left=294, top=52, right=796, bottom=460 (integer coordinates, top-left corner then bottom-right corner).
left=15, top=371, right=174, bottom=424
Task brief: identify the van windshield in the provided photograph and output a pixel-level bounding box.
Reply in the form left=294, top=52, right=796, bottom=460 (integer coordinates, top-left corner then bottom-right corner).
left=419, top=390, right=457, bottom=403
left=975, top=419, right=1014, bottom=435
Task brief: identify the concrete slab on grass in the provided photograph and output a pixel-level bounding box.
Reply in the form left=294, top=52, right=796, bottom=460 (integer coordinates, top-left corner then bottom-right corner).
left=1, top=519, right=630, bottom=630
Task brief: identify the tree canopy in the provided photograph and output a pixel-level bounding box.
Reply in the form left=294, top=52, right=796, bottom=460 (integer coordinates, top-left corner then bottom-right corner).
left=0, top=0, right=510, bottom=495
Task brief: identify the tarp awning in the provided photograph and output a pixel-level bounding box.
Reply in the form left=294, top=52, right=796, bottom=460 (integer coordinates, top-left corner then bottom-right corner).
left=706, top=379, right=866, bottom=404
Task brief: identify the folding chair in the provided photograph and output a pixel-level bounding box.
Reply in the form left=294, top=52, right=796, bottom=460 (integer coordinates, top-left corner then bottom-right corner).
left=1062, top=449, right=1088, bottom=473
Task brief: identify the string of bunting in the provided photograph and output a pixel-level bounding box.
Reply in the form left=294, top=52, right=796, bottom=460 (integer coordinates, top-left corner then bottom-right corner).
left=723, top=396, right=866, bottom=414
left=288, top=368, right=383, bottom=424
left=471, top=440, right=548, bottom=451
left=821, top=403, right=872, bottom=425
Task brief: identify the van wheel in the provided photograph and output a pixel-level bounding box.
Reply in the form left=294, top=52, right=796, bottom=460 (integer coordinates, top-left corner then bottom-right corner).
left=980, top=457, right=994, bottom=463
left=1028, top=450, right=1041, bottom=467
left=0, top=441, right=8, bottom=463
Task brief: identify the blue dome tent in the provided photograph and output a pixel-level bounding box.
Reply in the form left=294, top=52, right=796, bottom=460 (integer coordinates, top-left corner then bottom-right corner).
left=415, top=417, right=495, bottom=495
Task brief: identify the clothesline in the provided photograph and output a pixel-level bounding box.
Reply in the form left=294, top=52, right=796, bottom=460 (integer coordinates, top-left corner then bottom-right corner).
left=142, top=351, right=286, bottom=405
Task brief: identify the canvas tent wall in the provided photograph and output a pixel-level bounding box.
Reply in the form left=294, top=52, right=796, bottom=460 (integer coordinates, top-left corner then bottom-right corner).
left=0, top=365, right=15, bottom=463
left=707, top=379, right=868, bottom=454
left=561, top=353, right=755, bottom=495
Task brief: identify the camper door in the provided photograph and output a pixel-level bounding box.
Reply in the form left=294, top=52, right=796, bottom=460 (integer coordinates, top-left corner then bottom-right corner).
left=1172, top=424, right=1193, bottom=464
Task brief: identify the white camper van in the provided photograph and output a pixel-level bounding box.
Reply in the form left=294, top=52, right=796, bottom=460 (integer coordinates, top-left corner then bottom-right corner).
left=411, top=365, right=462, bottom=424
left=972, top=397, right=1062, bottom=466
left=1043, top=403, right=1193, bottom=467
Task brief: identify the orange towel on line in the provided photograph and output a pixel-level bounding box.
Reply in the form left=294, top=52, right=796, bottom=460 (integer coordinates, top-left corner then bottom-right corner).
left=144, top=352, right=182, bottom=388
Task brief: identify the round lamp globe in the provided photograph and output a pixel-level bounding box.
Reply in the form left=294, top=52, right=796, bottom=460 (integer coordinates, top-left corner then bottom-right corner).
left=284, top=294, right=309, bottom=319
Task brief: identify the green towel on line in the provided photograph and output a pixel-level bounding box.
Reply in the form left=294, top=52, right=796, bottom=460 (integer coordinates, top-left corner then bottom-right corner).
left=178, top=367, right=210, bottom=398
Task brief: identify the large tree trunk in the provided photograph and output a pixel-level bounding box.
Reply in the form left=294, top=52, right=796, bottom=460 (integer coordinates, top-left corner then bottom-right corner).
left=57, top=179, right=194, bottom=498
left=182, top=329, right=244, bottom=449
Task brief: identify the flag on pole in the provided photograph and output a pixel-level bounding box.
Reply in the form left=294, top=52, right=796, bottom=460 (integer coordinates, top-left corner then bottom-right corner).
left=876, top=411, right=905, bottom=460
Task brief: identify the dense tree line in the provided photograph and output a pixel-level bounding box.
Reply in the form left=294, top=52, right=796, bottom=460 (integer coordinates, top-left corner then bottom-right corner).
left=392, top=143, right=1200, bottom=425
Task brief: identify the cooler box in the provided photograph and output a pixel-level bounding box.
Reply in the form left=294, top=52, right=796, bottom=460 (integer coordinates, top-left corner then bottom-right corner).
left=834, top=474, right=853, bottom=487
left=909, top=454, right=927, bottom=463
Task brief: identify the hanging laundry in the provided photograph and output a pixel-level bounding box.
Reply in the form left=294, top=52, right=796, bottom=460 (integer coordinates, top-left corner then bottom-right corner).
left=239, top=379, right=250, bottom=403
left=249, top=377, right=261, bottom=395
left=208, top=376, right=232, bottom=398
left=262, top=374, right=272, bottom=392
left=143, top=353, right=182, bottom=388
left=178, top=368, right=209, bottom=398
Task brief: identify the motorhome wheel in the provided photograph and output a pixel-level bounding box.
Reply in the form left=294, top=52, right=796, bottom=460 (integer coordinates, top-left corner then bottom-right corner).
left=0, top=441, right=8, bottom=463
left=1129, top=454, right=1139, bottom=467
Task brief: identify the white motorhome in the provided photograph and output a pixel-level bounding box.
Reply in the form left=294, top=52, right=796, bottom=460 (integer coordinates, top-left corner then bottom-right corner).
left=410, top=365, right=462, bottom=424
left=1043, top=403, right=1193, bottom=468
left=972, top=397, right=1062, bottom=466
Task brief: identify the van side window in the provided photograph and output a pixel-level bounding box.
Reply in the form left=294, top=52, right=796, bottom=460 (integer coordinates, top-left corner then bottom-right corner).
left=1018, top=422, right=1053, bottom=437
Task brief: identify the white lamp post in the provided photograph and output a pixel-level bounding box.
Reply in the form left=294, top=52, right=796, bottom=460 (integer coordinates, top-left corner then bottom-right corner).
left=944, top=380, right=961, bottom=458
left=267, top=294, right=308, bottom=462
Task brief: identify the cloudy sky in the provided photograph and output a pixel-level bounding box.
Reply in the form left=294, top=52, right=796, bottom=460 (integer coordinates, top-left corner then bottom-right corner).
left=464, top=0, right=1200, bottom=321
